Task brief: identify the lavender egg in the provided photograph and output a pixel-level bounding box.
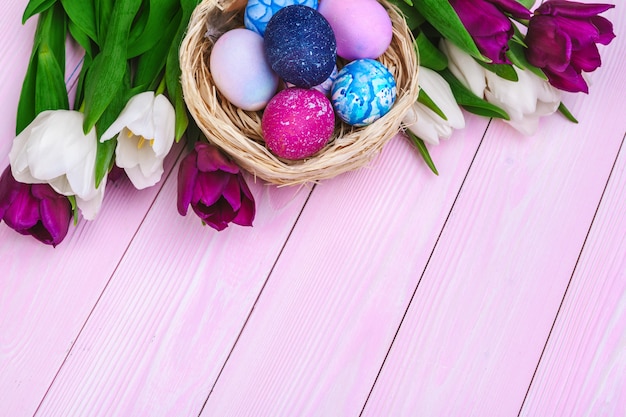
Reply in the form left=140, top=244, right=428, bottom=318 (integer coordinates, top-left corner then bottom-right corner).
left=264, top=5, right=336, bottom=88
left=210, top=28, right=279, bottom=111
left=331, top=59, right=396, bottom=127
left=318, top=0, right=393, bottom=60
left=244, top=0, right=318, bottom=36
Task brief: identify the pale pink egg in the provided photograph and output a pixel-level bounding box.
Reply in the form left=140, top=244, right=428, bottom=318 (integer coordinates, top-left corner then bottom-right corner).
left=262, top=88, right=335, bottom=160
left=318, top=0, right=393, bottom=60
left=209, top=28, right=279, bottom=111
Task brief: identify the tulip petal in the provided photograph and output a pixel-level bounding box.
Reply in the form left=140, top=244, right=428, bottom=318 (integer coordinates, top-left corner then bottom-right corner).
left=126, top=164, right=163, bottom=190
left=196, top=143, right=240, bottom=174
left=75, top=181, right=106, bottom=221
left=222, top=174, right=242, bottom=212
left=526, top=17, right=572, bottom=72
left=115, top=130, right=142, bottom=169
left=233, top=186, right=255, bottom=227
left=488, top=0, right=531, bottom=19
left=151, top=95, right=176, bottom=157
left=440, top=40, right=487, bottom=97
left=4, top=186, right=40, bottom=230
left=102, top=92, right=155, bottom=141
left=36, top=186, right=71, bottom=246
left=591, top=16, right=616, bottom=45
left=545, top=65, right=589, bottom=93
left=537, top=1, right=614, bottom=19
left=177, top=151, right=199, bottom=216
left=570, top=43, right=602, bottom=72
left=195, top=171, right=229, bottom=207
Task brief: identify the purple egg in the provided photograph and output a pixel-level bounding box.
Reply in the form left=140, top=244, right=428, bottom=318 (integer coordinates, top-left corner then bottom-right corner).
left=262, top=88, right=335, bottom=160
left=264, top=5, right=337, bottom=88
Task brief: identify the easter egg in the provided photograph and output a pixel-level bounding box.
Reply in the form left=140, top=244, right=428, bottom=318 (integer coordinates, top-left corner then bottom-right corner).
left=331, top=59, right=397, bottom=127
left=262, top=88, right=335, bottom=159
left=210, top=28, right=279, bottom=111
left=318, top=0, right=393, bottom=60
left=264, top=5, right=337, bottom=88
left=287, top=65, right=338, bottom=96
left=244, top=0, right=318, bottom=36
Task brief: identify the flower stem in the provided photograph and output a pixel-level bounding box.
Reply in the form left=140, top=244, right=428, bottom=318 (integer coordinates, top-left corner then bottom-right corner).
left=156, top=76, right=167, bottom=96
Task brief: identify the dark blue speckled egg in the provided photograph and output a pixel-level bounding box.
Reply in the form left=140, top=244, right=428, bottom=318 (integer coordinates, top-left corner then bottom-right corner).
left=264, top=5, right=337, bottom=89
left=331, top=59, right=397, bottom=127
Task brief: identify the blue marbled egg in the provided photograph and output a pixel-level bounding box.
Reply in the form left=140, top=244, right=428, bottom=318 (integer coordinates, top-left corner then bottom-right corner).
left=264, top=5, right=336, bottom=89
left=331, top=59, right=397, bottom=127
left=244, top=0, right=318, bottom=36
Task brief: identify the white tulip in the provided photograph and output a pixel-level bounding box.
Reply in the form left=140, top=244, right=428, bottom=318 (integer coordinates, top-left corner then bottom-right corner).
left=101, top=91, right=175, bottom=189
left=9, top=110, right=106, bottom=220
left=402, top=66, right=465, bottom=145
left=440, top=39, right=561, bottom=135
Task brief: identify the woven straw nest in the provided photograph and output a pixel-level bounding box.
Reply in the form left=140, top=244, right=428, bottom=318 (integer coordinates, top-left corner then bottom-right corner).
left=180, top=0, right=419, bottom=186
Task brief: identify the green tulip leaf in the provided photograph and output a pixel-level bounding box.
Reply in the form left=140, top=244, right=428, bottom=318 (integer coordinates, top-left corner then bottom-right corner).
left=478, top=61, right=518, bottom=82
left=133, top=9, right=182, bottom=90
left=16, top=54, right=38, bottom=134
left=127, top=0, right=180, bottom=58
left=516, top=0, right=536, bottom=9
left=22, top=0, right=57, bottom=23
left=67, top=19, right=94, bottom=58
left=165, top=0, right=201, bottom=141
left=95, top=0, right=114, bottom=45
left=412, top=0, right=487, bottom=62
left=418, top=89, right=447, bottom=121
left=83, top=0, right=142, bottom=133
left=35, top=42, right=70, bottom=113
left=389, top=0, right=424, bottom=30
left=93, top=65, right=132, bottom=188
left=506, top=41, right=548, bottom=80
left=60, top=0, right=97, bottom=44
left=74, top=53, right=92, bottom=111
left=416, top=31, right=447, bottom=71
left=67, top=195, right=79, bottom=225
left=440, top=69, right=510, bottom=120
left=558, top=102, right=578, bottom=124
left=407, top=130, right=439, bottom=175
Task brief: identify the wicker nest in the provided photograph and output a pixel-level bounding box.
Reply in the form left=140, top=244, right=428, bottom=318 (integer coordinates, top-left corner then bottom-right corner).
left=180, top=0, right=419, bottom=185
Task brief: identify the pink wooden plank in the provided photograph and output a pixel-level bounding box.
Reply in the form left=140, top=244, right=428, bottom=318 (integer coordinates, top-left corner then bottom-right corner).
left=0, top=146, right=183, bottom=416
left=362, top=5, right=625, bottom=416
left=520, top=137, right=626, bottom=416
left=1, top=4, right=163, bottom=416
left=198, top=115, right=488, bottom=415
left=33, top=166, right=311, bottom=416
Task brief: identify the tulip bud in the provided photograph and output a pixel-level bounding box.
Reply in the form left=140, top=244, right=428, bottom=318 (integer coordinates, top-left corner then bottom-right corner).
left=0, top=166, right=71, bottom=246
left=177, top=142, right=255, bottom=231
left=525, top=1, right=616, bottom=93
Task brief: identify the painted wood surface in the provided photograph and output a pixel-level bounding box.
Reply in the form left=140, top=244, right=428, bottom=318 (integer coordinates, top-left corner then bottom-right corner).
left=520, top=138, right=626, bottom=417
left=0, top=1, right=624, bottom=417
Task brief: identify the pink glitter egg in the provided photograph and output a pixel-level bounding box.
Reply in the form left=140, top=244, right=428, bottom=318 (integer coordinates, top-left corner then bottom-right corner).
left=262, top=88, right=335, bottom=160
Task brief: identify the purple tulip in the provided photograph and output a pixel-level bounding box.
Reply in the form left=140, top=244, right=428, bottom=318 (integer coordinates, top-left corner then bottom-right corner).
left=177, top=142, right=255, bottom=231
left=0, top=166, right=71, bottom=247
left=450, top=0, right=531, bottom=64
left=525, top=1, right=616, bottom=93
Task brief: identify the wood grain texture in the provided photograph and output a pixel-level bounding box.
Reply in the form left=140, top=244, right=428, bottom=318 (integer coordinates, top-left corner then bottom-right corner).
left=363, top=5, right=625, bottom=415
left=199, top=116, right=488, bottom=416
left=33, top=166, right=312, bottom=417
left=1, top=3, right=171, bottom=415
left=0, top=146, right=182, bottom=417
left=520, top=136, right=626, bottom=417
